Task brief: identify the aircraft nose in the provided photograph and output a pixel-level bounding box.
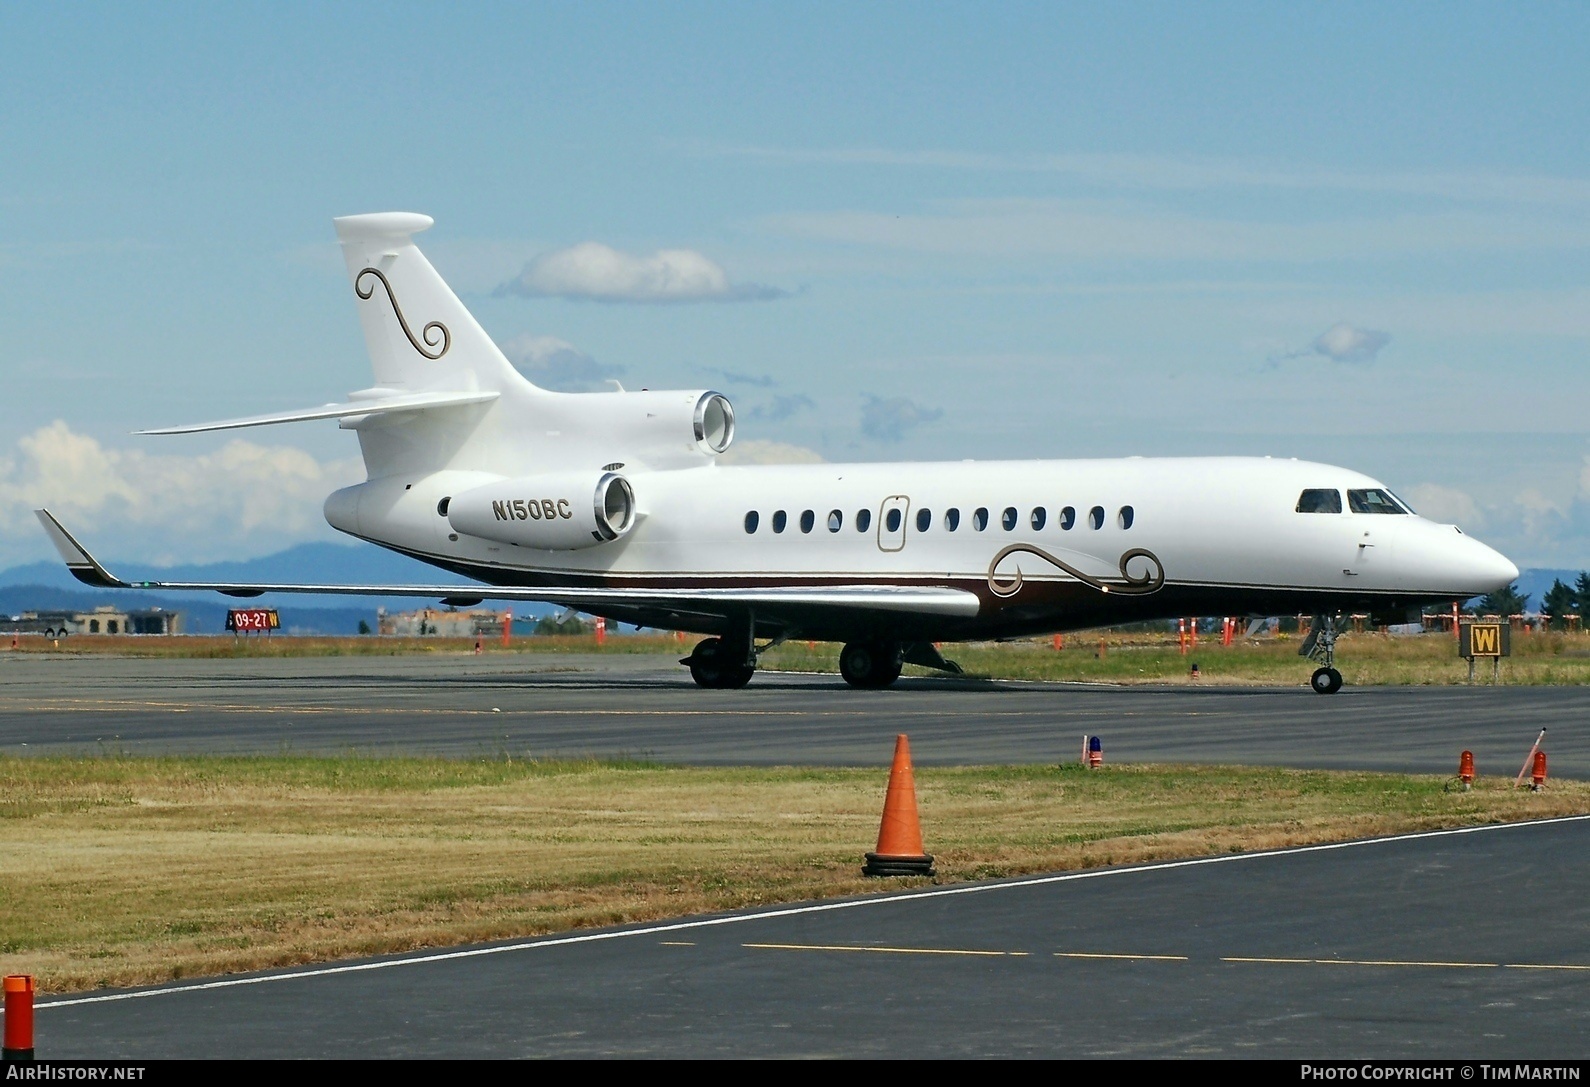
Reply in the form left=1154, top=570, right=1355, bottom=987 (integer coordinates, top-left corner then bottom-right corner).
left=1467, top=538, right=1518, bottom=593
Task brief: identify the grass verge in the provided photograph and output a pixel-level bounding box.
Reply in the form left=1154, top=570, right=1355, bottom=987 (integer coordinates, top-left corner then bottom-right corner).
left=12, top=629, right=1590, bottom=684
left=1, top=754, right=1583, bottom=993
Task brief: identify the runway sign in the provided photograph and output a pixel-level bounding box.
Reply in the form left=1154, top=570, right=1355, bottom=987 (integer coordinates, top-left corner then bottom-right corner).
left=226, top=608, right=280, bottom=633
left=1459, top=622, right=1508, bottom=658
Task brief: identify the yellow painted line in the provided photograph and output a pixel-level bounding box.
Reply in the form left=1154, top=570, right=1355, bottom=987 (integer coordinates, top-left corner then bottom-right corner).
left=744, top=942, right=1026, bottom=958
left=1224, top=956, right=1500, bottom=969
left=1054, top=951, right=1188, bottom=962
left=0, top=698, right=1033, bottom=720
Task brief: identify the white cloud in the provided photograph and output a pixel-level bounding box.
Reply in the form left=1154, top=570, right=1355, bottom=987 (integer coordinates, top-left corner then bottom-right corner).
left=713, top=144, right=1590, bottom=209
left=1268, top=322, right=1391, bottom=366
left=765, top=198, right=1590, bottom=263
left=496, top=242, right=786, bottom=304
left=501, top=334, right=624, bottom=392
left=717, top=439, right=825, bottom=465
left=860, top=395, right=943, bottom=443
left=1312, top=323, right=1392, bottom=363
left=1403, top=483, right=1482, bottom=527
left=0, top=422, right=363, bottom=565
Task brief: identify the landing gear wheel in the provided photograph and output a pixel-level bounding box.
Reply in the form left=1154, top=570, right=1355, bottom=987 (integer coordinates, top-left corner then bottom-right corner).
left=839, top=641, right=903, bottom=689
left=1310, top=667, right=1343, bottom=695
left=686, top=638, right=755, bottom=689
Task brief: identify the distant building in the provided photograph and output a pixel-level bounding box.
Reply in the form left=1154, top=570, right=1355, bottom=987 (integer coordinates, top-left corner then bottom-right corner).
left=6, top=605, right=181, bottom=636
left=377, top=607, right=506, bottom=638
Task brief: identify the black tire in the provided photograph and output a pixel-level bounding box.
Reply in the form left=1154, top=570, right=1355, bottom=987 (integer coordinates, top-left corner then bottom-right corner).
left=839, top=641, right=903, bottom=688
left=688, top=638, right=726, bottom=688
left=1310, top=666, right=1343, bottom=695
left=687, top=638, right=755, bottom=689
left=718, top=663, right=755, bottom=689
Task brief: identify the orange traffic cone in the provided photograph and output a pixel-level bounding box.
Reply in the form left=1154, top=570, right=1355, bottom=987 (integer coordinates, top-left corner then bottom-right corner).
left=1532, top=751, right=1547, bottom=791
left=1459, top=750, right=1475, bottom=789
left=863, top=734, right=935, bottom=877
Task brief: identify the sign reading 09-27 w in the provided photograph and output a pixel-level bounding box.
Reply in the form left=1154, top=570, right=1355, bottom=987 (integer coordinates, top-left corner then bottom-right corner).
left=1459, top=622, right=1510, bottom=658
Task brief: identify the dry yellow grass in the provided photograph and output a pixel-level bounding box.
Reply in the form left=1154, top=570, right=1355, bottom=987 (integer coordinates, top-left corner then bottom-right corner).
left=14, top=628, right=1590, bottom=684
left=2, top=756, right=1584, bottom=994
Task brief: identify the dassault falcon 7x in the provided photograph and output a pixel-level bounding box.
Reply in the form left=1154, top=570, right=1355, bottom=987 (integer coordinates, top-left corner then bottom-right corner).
left=36, top=212, right=1517, bottom=693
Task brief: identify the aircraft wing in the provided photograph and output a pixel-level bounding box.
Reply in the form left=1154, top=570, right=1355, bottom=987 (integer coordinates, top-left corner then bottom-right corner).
left=136, top=390, right=500, bottom=435
left=34, top=510, right=981, bottom=618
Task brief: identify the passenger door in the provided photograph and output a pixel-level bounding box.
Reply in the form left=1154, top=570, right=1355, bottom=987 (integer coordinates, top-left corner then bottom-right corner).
left=877, top=495, right=910, bottom=552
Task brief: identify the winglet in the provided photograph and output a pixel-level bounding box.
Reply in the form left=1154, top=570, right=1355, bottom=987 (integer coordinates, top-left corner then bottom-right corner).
left=33, top=510, right=129, bottom=589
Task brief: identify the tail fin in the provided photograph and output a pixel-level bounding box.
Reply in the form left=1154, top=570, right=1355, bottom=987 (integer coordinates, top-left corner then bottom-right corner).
left=334, top=213, right=526, bottom=394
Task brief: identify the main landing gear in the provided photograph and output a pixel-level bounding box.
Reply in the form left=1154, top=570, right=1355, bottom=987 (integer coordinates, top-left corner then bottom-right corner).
left=682, top=628, right=962, bottom=691
left=839, top=641, right=904, bottom=689
left=838, top=641, right=962, bottom=689
left=1300, top=613, right=1344, bottom=695
left=683, top=636, right=756, bottom=689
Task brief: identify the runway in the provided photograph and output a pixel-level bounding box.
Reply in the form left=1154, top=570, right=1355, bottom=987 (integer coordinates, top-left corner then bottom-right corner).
left=30, top=816, right=1590, bottom=1058
left=0, top=651, right=1583, bottom=778
left=5, top=652, right=1587, bottom=1057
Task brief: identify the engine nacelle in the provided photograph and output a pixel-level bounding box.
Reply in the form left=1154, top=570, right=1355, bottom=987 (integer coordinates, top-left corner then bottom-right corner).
left=447, top=471, right=636, bottom=550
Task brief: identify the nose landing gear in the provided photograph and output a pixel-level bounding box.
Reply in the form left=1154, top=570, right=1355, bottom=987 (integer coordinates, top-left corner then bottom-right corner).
left=1301, top=613, right=1345, bottom=694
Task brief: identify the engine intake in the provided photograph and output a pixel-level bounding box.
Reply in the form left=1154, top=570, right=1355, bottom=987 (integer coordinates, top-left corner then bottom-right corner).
left=448, top=471, right=636, bottom=550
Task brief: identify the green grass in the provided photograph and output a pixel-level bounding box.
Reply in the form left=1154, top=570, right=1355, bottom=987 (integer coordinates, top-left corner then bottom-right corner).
left=0, top=754, right=1583, bottom=993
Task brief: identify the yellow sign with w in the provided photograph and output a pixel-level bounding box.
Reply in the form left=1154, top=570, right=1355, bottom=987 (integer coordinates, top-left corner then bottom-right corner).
left=1460, top=622, right=1508, bottom=658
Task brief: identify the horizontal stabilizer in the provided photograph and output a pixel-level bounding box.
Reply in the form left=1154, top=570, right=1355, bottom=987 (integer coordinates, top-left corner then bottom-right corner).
left=137, top=390, right=499, bottom=435
left=33, top=510, right=981, bottom=619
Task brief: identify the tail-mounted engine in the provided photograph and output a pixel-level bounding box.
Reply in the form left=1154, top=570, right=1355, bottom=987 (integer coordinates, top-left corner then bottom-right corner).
left=448, top=471, right=636, bottom=550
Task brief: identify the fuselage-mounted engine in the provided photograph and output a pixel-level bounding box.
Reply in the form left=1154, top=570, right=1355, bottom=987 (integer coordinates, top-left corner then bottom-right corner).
left=448, top=470, right=636, bottom=550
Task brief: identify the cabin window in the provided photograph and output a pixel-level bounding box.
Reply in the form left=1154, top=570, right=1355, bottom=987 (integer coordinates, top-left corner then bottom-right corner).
left=1296, top=489, right=1343, bottom=514
left=886, top=508, right=902, bottom=533
left=827, top=509, right=843, bottom=532
left=1059, top=506, right=1076, bottom=530
left=1088, top=506, right=1105, bottom=530
left=1001, top=507, right=1018, bottom=531
left=436, top=497, right=451, bottom=517
left=1348, top=488, right=1409, bottom=515
left=945, top=508, right=960, bottom=531
left=744, top=511, right=759, bottom=534
left=108, top=621, right=118, bottom=634
left=800, top=509, right=815, bottom=533
left=856, top=508, right=872, bottom=532
left=772, top=510, right=788, bottom=533
left=1118, top=505, right=1134, bottom=530
left=916, top=509, right=932, bottom=532
left=973, top=507, right=989, bottom=531
left=90, top=620, right=100, bottom=633
left=1030, top=507, right=1046, bottom=531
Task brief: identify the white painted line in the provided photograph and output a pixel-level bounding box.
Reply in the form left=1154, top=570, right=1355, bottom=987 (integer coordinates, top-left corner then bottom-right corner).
left=33, top=813, right=1590, bottom=1011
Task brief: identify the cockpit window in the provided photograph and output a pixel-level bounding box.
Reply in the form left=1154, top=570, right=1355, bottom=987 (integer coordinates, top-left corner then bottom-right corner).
left=1348, top=488, right=1409, bottom=515
left=1296, top=489, right=1342, bottom=514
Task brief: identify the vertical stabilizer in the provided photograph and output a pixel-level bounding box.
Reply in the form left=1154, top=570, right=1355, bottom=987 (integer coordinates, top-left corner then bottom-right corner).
left=333, top=213, right=524, bottom=394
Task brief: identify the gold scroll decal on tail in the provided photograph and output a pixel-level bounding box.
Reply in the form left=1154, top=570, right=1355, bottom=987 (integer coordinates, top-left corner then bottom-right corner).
left=987, top=544, right=1165, bottom=598
left=355, top=267, right=451, bottom=360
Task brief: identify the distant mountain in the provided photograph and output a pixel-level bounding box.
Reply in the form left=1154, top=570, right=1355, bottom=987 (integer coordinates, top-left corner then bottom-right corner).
left=1514, top=568, right=1585, bottom=611
left=0, top=540, right=554, bottom=633
left=0, top=541, right=452, bottom=593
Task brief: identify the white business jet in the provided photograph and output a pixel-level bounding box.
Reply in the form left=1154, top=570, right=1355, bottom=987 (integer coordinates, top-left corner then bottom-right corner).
left=35, top=212, right=1517, bottom=693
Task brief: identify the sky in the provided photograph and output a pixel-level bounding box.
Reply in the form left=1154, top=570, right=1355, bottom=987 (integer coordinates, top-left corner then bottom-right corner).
left=2, top=2, right=1589, bottom=569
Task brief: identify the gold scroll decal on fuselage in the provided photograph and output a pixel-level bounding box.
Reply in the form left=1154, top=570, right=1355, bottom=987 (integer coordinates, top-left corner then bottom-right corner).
left=354, top=267, right=452, bottom=360
left=494, top=499, right=574, bottom=521
left=987, top=544, right=1165, bottom=598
